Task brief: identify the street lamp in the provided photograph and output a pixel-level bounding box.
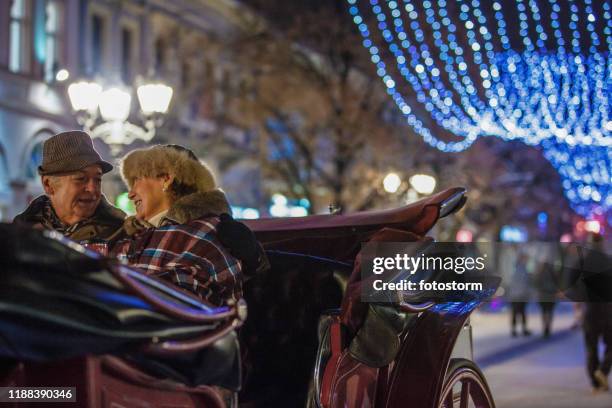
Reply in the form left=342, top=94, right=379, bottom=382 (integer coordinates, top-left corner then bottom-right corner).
left=67, top=79, right=173, bottom=152
left=409, top=174, right=436, bottom=195
left=383, top=172, right=402, bottom=193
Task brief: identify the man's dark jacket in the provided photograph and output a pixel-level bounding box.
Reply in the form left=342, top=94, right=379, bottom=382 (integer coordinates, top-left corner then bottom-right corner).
left=13, top=195, right=125, bottom=242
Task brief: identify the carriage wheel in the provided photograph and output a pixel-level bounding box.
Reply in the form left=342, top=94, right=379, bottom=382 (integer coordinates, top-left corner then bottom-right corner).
left=438, top=359, right=495, bottom=408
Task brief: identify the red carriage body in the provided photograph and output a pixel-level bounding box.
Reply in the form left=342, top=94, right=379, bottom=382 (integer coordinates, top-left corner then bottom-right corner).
left=0, top=187, right=495, bottom=408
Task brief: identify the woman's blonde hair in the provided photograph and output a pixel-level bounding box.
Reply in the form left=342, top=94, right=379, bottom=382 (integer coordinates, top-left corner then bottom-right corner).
left=120, top=145, right=216, bottom=197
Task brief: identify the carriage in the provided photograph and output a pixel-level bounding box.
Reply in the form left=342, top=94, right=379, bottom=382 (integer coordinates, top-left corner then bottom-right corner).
left=0, top=187, right=495, bottom=407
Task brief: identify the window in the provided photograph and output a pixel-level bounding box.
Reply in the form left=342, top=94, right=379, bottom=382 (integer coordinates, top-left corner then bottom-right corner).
left=91, top=14, right=105, bottom=74
left=8, top=0, right=63, bottom=80
left=43, top=0, right=64, bottom=82
left=154, top=37, right=166, bottom=73
left=0, top=148, right=8, bottom=192
left=9, top=0, right=31, bottom=74
left=25, top=140, right=44, bottom=179
left=0, top=148, right=8, bottom=221
left=120, top=27, right=133, bottom=82
left=181, top=61, right=190, bottom=88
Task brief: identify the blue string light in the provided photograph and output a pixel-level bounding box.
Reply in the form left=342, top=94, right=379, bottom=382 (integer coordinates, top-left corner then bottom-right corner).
left=346, top=0, right=611, bottom=218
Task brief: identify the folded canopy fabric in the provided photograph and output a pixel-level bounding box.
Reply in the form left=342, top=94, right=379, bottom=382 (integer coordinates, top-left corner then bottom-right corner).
left=0, top=224, right=237, bottom=362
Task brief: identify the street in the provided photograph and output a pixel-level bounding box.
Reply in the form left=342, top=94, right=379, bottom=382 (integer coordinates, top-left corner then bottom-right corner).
left=472, top=306, right=612, bottom=408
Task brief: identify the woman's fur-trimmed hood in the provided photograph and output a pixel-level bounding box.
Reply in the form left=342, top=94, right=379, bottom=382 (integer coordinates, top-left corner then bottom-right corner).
left=122, top=189, right=231, bottom=236
left=164, top=189, right=231, bottom=224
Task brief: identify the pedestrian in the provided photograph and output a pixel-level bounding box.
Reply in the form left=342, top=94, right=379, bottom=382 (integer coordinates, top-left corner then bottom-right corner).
left=13, top=130, right=125, bottom=241
left=111, top=145, right=243, bottom=306
left=535, top=245, right=559, bottom=338
left=538, top=301, right=555, bottom=338
left=508, top=251, right=532, bottom=337
left=584, top=302, right=612, bottom=393
left=580, top=233, right=611, bottom=393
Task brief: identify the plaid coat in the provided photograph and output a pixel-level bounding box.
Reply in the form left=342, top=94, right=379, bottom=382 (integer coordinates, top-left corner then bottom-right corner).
left=112, top=191, right=242, bottom=307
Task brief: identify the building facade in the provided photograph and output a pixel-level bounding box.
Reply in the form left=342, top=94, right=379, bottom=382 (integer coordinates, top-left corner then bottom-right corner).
left=0, top=0, right=250, bottom=220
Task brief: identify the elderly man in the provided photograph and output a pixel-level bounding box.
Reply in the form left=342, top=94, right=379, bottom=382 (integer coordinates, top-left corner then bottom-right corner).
left=13, top=131, right=125, bottom=241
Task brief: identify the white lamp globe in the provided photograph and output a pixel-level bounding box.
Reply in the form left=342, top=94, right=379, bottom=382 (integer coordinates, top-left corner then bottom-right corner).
left=137, top=83, right=173, bottom=114
left=383, top=172, right=402, bottom=193
left=99, top=87, right=132, bottom=122
left=67, top=81, right=102, bottom=112
left=409, top=174, right=436, bottom=195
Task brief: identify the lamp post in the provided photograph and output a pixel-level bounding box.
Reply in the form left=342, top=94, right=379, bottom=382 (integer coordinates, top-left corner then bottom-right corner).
left=67, top=79, right=173, bottom=153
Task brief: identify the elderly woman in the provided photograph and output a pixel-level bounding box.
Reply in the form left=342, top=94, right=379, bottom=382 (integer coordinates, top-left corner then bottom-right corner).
left=112, top=145, right=241, bottom=307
